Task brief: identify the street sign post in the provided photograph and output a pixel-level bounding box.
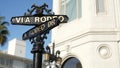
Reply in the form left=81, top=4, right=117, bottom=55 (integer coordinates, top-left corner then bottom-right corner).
left=22, top=18, right=60, bottom=40
left=11, top=15, right=68, bottom=25
left=11, top=3, right=69, bottom=68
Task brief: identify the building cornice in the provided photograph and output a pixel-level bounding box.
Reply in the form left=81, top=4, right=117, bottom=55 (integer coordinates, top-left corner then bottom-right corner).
left=55, top=30, right=120, bottom=47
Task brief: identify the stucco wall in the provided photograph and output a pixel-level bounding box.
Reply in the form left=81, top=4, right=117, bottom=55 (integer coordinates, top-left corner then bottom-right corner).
left=52, top=0, right=120, bottom=68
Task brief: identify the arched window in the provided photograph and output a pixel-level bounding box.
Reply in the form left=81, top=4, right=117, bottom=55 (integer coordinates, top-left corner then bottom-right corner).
left=62, top=57, right=82, bottom=68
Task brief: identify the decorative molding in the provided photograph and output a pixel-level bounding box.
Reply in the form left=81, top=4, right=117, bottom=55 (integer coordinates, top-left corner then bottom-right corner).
left=71, top=40, right=117, bottom=49
left=97, top=44, right=112, bottom=59
left=56, top=31, right=119, bottom=47
left=61, top=53, right=79, bottom=64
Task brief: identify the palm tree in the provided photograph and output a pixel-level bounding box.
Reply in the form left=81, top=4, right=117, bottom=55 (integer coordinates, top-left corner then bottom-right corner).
left=0, top=17, right=9, bottom=46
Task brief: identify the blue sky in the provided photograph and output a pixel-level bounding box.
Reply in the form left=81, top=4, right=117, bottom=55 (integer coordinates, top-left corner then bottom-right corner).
left=0, top=0, right=53, bottom=59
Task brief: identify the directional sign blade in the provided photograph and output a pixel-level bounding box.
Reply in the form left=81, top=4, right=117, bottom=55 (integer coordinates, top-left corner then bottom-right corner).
left=11, top=15, right=68, bottom=26
left=22, top=18, right=60, bottom=40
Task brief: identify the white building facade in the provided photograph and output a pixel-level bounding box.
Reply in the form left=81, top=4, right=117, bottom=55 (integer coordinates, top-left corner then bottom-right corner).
left=0, top=51, right=32, bottom=68
left=8, top=38, right=26, bottom=57
left=52, top=0, right=120, bottom=68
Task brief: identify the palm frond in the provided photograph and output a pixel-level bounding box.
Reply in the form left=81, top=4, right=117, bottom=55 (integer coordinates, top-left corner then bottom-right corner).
left=1, top=21, right=9, bottom=26
left=0, top=30, right=9, bottom=35
left=0, top=35, right=7, bottom=46
left=0, top=25, right=7, bottom=30
left=0, top=16, right=9, bottom=46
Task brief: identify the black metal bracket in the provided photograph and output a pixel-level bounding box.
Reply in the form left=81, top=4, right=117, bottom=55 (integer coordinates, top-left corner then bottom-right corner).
left=24, top=3, right=54, bottom=16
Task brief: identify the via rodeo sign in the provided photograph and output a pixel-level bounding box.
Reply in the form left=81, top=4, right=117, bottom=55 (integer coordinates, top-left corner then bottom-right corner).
left=11, top=3, right=69, bottom=40
left=11, top=15, right=68, bottom=25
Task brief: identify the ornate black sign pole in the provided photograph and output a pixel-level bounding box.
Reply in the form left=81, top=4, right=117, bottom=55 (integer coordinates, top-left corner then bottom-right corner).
left=11, top=3, right=68, bottom=68
left=31, top=35, right=45, bottom=68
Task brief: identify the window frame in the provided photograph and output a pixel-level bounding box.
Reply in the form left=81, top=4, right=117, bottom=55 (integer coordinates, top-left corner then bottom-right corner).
left=60, top=0, right=82, bottom=22
left=96, top=0, right=107, bottom=15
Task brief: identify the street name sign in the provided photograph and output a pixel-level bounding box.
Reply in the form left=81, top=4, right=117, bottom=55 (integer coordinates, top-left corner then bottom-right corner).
left=11, top=15, right=68, bottom=25
left=22, top=18, right=60, bottom=40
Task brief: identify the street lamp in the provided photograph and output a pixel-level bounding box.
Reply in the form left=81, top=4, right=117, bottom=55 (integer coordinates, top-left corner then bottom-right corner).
left=43, top=43, right=62, bottom=67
